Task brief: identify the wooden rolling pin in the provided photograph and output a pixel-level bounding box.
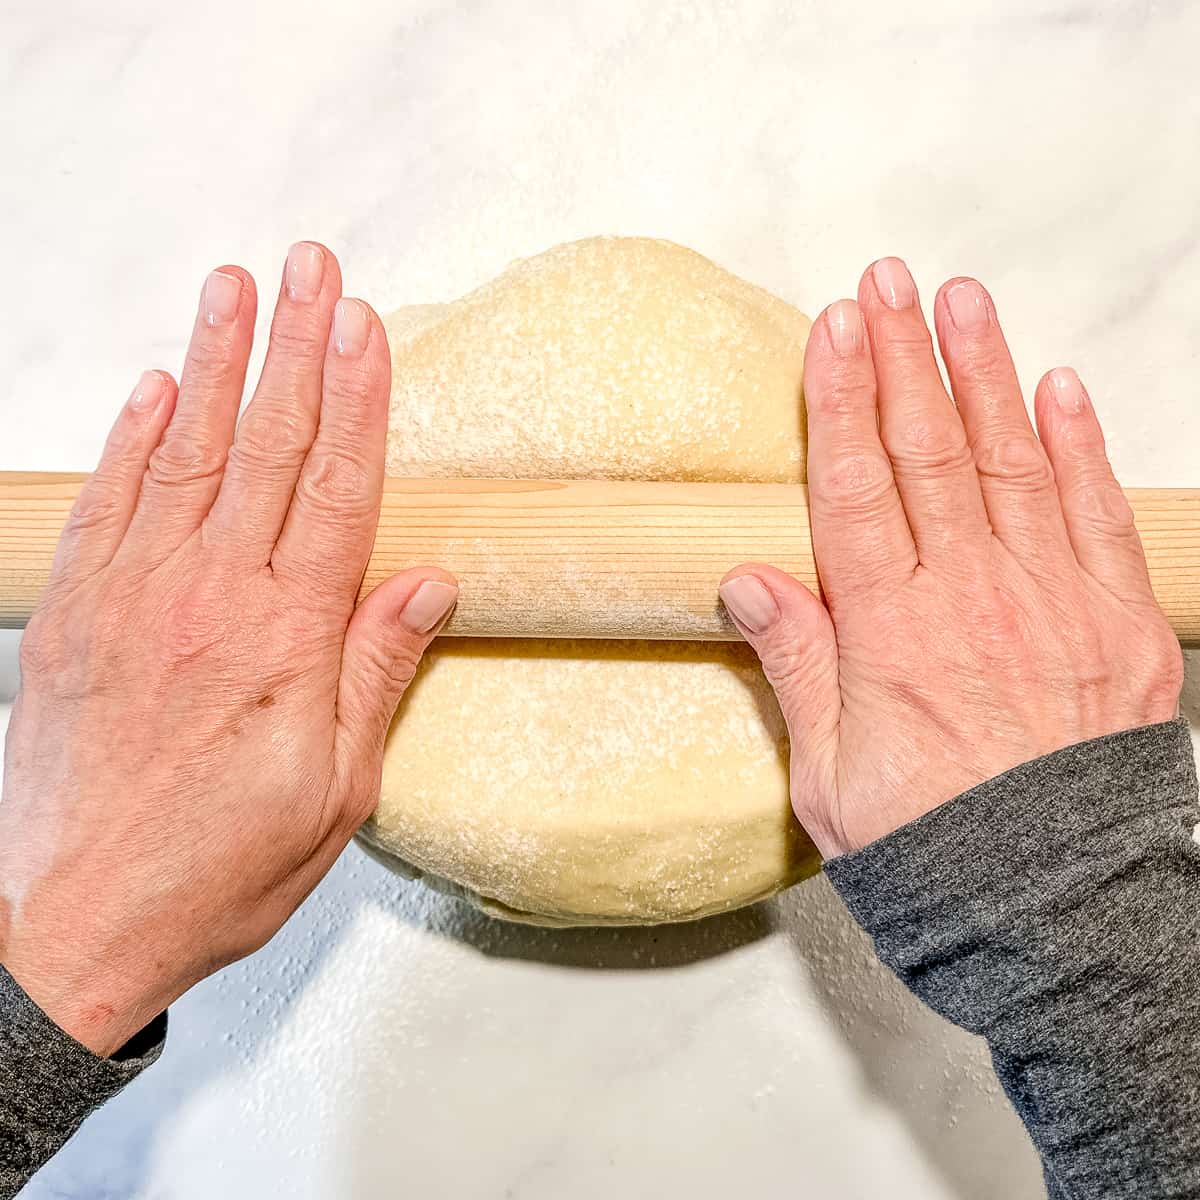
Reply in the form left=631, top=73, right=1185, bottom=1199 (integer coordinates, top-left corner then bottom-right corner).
left=1, top=473, right=1198, bottom=643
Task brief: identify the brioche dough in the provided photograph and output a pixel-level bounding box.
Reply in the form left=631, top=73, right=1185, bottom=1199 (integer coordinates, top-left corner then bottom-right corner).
left=359, top=237, right=818, bottom=924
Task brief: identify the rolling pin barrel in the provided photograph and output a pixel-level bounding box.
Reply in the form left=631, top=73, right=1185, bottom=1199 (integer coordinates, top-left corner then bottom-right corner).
left=0, top=473, right=1198, bottom=644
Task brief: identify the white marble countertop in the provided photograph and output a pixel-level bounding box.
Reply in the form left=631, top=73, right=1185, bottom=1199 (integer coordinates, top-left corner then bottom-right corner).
left=4, top=2, right=1198, bottom=1197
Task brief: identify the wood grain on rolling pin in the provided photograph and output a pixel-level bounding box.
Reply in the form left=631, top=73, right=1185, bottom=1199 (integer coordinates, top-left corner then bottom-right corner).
left=0, top=473, right=1198, bottom=644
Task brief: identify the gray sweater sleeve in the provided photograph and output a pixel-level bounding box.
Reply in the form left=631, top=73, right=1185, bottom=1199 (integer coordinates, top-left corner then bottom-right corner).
left=1, top=723, right=1195, bottom=1196
left=825, top=716, right=1200, bottom=1200
left=0, top=965, right=165, bottom=1198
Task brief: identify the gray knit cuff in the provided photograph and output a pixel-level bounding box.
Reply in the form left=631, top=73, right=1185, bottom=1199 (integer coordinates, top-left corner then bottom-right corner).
left=824, top=717, right=1197, bottom=987
left=0, top=964, right=166, bottom=1193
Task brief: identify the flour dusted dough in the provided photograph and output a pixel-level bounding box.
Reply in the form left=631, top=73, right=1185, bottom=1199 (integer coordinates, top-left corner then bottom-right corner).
left=359, top=237, right=818, bottom=924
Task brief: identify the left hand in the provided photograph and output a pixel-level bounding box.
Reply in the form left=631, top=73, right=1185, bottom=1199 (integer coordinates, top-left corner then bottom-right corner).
left=0, top=243, right=456, bottom=1056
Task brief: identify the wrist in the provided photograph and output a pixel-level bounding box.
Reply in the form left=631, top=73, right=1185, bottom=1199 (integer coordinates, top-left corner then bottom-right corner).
left=2, top=933, right=168, bottom=1059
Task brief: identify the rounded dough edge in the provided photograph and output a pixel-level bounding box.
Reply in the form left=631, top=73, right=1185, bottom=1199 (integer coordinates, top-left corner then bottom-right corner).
left=362, top=237, right=817, bottom=925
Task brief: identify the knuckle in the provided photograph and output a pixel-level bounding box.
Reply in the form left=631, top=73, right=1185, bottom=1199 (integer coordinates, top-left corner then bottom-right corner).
left=1065, top=477, right=1137, bottom=540
left=186, top=334, right=240, bottom=378
left=154, top=579, right=232, bottom=666
left=322, top=364, right=374, bottom=409
left=953, top=344, right=1013, bottom=386
left=760, top=644, right=820, bottom=698
left=872, top=321, right=934, bottom=359
left=815, top=451, right=897, bottom=516
left=266, top=319, right=326, bottom=361
left=809, top=363, right=874, bottom=415
left=1074, top=480, right=1138, bottom=538
left=1052, top=418, right=1106, bottom=463
left=970, top=589, right=1025, bottom=664
left=228, top=412, right=311, bottom=476
left=147, top=435, right=228, bottom=488
left=371, top=640, right=423, bottom=695
left=98, top=420, right=139, bottom=462
left=296, top=450, right=373, bottom=515
left=974, top=435, right=1055, bottom=491
left=64, top=487, right=125, bottom=535
left=888, top=418, right=974, bottom=479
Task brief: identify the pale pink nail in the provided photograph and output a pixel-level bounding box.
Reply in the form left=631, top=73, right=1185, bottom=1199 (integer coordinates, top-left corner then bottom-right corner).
left=333, top=298, right=370, bottom=358
left=285, top=242, right=324, bottom=304
left=1049, top=367, right=1088, bottom=414
left=128, top=370, right=164, bottom=413
left=400, top=580, right=459, bottom=634
left=719, top=576, right=779, bottom=635
left=872, top=257, right=917, bottom=310
left=202, top=270, right=242, bottom=327
left=944, top=280, right=990, bottom=334
left=826, top=300, right=864, bottom=356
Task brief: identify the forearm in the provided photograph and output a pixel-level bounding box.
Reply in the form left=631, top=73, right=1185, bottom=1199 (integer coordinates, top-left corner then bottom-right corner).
left=826, top=717, right=1200, bottom=1199
left=0, top=965, right=165, bottom=1198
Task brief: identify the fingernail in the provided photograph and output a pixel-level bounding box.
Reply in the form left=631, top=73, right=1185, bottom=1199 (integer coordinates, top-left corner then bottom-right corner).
left=826, top=300, right=864, bottom=356
left=400, top=580, right=459, bottom=634
left=128, top=370, right=164, bottom=412
left=872, top=257, right=916, bottom=310
left=719, top=576, right=779, bottom=635
left=202, top=270, right=243, bottom=327
left=944, top=280, right=990, bottom=334
left=285, top=242, right=324, bottom=304
left=1049, top=366, right=1088, bottom=414
left=333, top=298, right=370, bottom=358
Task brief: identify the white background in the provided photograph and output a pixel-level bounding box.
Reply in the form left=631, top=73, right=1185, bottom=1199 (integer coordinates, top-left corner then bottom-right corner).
left=4, top=2, right=1199, bottom=1196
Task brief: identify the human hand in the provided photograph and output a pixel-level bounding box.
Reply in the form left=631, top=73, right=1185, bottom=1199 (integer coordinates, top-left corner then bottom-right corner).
left=720, top=258, right=1182, bottom=859
left=0, top=244, right=457, bottom=1055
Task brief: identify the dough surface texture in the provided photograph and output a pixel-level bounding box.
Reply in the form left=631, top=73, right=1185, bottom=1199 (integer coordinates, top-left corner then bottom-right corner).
left=361, top=237, right=818, bottom=925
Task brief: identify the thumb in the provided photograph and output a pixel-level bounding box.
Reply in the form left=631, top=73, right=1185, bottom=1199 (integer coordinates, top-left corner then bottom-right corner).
left=335, top=567, right=459, bottom=783
left=718, top=564, right=841, bottom=780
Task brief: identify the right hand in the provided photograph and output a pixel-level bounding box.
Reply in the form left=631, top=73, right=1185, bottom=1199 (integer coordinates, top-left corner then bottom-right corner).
left=0, top=243, right=456, bottom=1057
left=720, top=257, right=1182, bottom=859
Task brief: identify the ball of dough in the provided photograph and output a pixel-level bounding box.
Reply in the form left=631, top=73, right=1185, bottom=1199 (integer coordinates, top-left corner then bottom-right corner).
left=360, top=237, right=818, bottom=925
left=382, top=236, right=808, bottom=484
